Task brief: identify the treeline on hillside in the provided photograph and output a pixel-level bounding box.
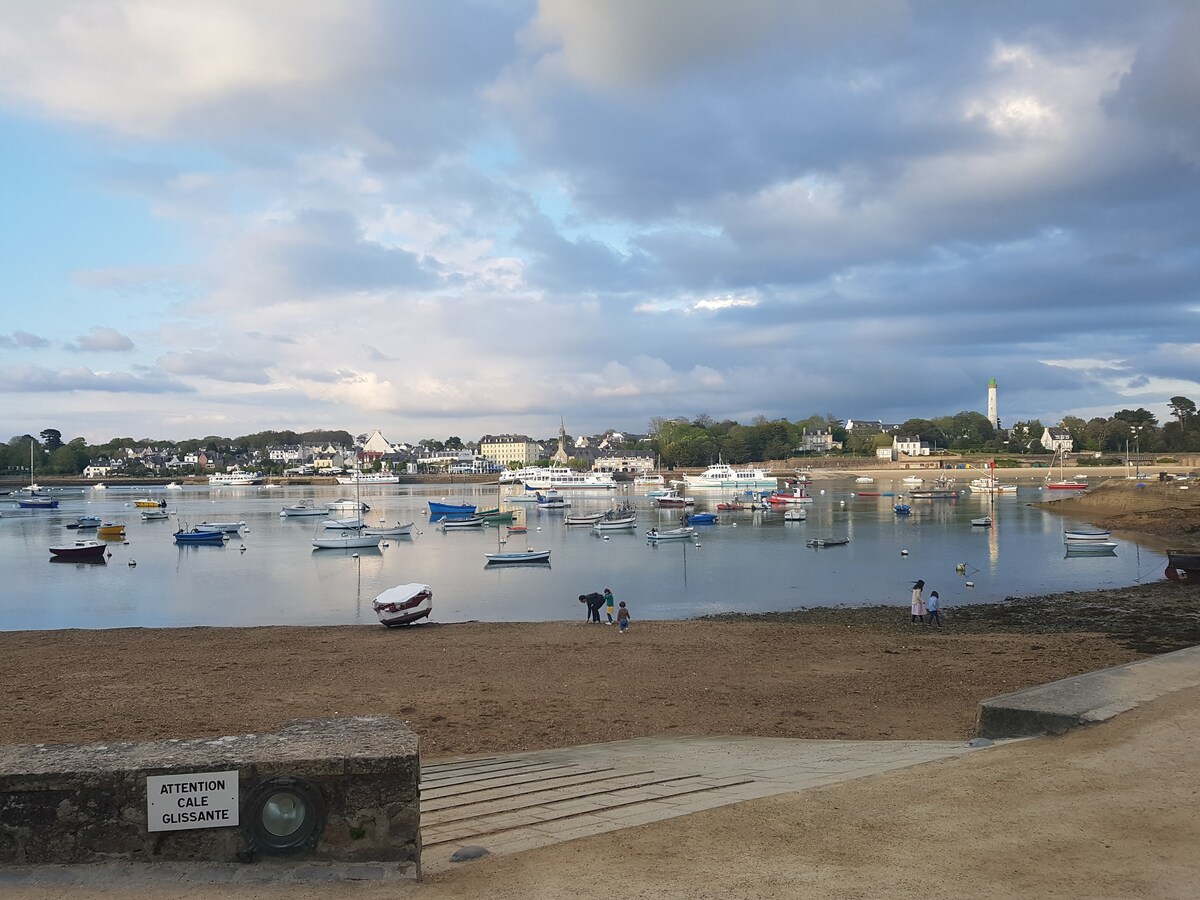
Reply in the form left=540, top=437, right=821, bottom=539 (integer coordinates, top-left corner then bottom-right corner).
left=4, top=396, right=1197, bottom=476
left=0, top=429, right=353, bottom=477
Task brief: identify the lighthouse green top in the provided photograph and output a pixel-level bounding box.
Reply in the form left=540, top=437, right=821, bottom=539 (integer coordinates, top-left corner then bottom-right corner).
left=988, top=378, right=997, bottom=387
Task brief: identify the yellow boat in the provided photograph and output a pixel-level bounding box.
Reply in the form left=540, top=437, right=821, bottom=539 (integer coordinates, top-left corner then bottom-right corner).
left=133, top=498, right=165, bottom=508
left=97, top=523, right=126, bottom=538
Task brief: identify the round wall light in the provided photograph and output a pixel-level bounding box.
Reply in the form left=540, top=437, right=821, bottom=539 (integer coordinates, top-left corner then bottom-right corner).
left=244, top=776, right=327, bottom=854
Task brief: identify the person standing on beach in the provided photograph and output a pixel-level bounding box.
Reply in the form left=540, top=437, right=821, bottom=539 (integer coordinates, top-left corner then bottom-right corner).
left=910, top=579, right=927, bottom=625
left=603, top=587, right=616, bottom=625
left=927, top=591, right=942, bottom=627
left=617, top=600, right=631, bottom=633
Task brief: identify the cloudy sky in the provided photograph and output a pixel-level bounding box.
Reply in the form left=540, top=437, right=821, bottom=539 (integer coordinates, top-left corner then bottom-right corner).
left=2, top=1, right=1198, bottom=444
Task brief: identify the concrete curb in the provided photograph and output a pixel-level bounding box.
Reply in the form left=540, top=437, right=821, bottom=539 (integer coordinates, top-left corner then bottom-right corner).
left=975, top=644, right=1200, bottom=738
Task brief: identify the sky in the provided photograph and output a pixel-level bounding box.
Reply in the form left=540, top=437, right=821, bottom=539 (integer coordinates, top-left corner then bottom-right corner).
left=1, top=1, right=1198, bottom=445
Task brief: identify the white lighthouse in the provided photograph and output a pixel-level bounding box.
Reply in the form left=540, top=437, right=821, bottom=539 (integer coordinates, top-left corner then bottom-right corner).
left=987, top=378, right=999, bottom=428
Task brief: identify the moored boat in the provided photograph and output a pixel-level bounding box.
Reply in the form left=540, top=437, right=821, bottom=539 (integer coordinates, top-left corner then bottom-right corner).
left=522, top=468, right=616, bottom=490
left=645, top=526, right=696, bottom=542
left=485, top=548, right=552, bottom=564
left=438, top=516, right=484, bottom=529
left=335, top=471, right=400, bottom=485
left=428, top=500, right=475, bottom=521
left=364, top=521, right=415, bottom=537
left=140, top=509, right=171, bottom=521
left=208, top=471, right=263, bottom=486
left=49, top=540, right=107, bottom=560
left=174, top=527, right=225, bottom=545
left=327, top=497, right=371, bottom=514
left=971, top=516, right=992, bottom=527
left=133, top=498, right=166, bottom=508
left=783, top=508, right=807, bottom=521
left=311, top=530, right=381, bottom=550
left=372, top=583, right=433, bottom=626
left=17, top=495, right=59, bottom=509
left=683, top=512, right=718, bottom=525
left=806, top=537, right=849, bottom=547
left=592, top=515, right=638, bottom=531
left=564, top=511, right=606, bottom=525
left=534, top=491, right=567, bottom=509
left=1064, top=540, right=1117, bottom=555
left=196, top=521, right=246, bottom=533
left=279, top=499, right=326, bottom=517
left=1063, top=529, right=1111, bottom=541
left=654, top=489, right=694, bottom=508
left=67, top=515, right=102, bottom=530
left=969, top=476, right=1018, bottom=494
left=97, top=523, right=126, bottom=539
left=681, top=463, right=777, bottom=492
left=477, top=507, right=516, bottom=524
left=321, top=517, right=365, bottom=530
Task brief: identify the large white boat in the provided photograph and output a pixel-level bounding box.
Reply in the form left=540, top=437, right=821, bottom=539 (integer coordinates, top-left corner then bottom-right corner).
left=680, top=463, right=778, bottom=491
left=335, top=471, right=400, bottom=485
left=521, top=467, right=616, bottom=490
left=208, top=471, right=263, bottom=486
left=968, top=476, right=1018, bottom=494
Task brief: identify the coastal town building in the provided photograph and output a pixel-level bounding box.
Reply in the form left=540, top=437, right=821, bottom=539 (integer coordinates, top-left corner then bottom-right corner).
left=479, top=434, right=541, bottom=468
left=1041, top=426, right=1074, bottom=454
left=592, top=455, right=656, bottom=475
left=893, top=435, right=931, bottom=456
left=800, top=429, right=838, bottom=453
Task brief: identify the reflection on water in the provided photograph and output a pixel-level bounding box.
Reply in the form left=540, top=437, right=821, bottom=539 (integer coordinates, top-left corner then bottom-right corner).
left=0, top=479, right=1169, bottom=631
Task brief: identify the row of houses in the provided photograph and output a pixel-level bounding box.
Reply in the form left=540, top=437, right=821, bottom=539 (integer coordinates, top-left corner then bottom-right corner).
left=79, top=427, right=654, bottom=478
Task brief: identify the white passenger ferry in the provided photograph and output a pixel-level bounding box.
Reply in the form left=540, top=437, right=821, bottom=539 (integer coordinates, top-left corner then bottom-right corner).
left=521, top=467, right=617, bottom=490
left=679, top=463, right=778, bottom=491
left=335, top=471, right=400, bottom=485
left=207, top=471, right=263, bottom=486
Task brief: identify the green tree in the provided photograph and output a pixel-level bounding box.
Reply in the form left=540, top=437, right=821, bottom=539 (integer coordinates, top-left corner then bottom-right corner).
left=1169, top=396, right=1196, bottom=433
left=40, top=428, right=63, bottom=451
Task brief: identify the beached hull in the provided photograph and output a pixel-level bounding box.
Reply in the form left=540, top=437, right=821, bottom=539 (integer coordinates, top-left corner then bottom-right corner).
left=372, top=583, right=433, bottom=626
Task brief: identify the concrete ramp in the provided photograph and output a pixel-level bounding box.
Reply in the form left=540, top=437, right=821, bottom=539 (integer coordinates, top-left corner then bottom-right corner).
left=976, top=644, right=1200, bottom=739
left=420, top=736, right=973, bottom=874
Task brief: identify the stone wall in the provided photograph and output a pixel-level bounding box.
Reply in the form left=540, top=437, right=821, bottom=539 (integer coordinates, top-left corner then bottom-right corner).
left=0, top=716, right=419, bottom=875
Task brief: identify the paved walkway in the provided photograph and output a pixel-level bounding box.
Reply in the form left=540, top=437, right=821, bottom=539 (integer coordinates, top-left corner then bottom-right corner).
left=420, top=735, right=977, bottom=874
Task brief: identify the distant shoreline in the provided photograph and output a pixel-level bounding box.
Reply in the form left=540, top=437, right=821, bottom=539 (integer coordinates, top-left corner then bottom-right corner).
left=5, top=458, right=1195, bottom=491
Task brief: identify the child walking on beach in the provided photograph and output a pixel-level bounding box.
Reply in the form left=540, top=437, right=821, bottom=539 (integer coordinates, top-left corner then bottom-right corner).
left=616, top=601, right=631, bottom=633
left=927, top=591, right=941, bottom=627
left=604, top=587, right=616, bottom=625
left=910, top=579, right=927, bottom=625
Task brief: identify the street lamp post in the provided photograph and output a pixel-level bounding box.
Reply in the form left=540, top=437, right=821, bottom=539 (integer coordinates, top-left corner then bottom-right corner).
left=1130, top=425, right=1144, bottom=477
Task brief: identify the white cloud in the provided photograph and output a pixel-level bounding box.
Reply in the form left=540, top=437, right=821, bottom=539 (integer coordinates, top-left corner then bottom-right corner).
left=66, top=326, right=135, bottom=352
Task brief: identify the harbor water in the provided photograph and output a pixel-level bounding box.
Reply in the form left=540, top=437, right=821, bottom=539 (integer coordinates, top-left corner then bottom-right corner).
left=0, top=478, right=1165, bottom=631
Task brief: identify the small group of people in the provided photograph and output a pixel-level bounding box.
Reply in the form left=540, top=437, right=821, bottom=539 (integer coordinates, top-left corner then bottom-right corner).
left=578, top=587, right=631, bottom=631
left=909, top=579, right=942, bottom=627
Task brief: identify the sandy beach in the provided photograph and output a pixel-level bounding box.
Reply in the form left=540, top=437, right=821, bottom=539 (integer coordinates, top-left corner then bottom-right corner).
left=3, top=477, right=1198, bottom=897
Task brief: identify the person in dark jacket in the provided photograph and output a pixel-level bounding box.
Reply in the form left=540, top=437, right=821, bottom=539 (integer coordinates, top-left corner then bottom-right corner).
left=579, top=592, right=604, bottom=623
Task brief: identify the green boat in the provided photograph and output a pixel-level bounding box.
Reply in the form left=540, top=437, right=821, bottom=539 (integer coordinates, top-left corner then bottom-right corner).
left=477, top=507, right=516, bottom=524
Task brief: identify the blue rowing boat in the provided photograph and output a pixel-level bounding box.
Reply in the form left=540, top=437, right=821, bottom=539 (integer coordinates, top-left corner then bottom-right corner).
left=429, top=501, right=476, bottom=522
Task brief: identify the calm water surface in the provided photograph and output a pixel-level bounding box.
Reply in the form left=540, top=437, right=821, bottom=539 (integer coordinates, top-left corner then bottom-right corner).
left=0, top=479, right=1166, bottom=631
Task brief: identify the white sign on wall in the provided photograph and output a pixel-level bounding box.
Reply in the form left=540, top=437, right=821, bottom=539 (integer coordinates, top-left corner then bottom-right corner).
left=146, top=770, right=240, bottom=832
